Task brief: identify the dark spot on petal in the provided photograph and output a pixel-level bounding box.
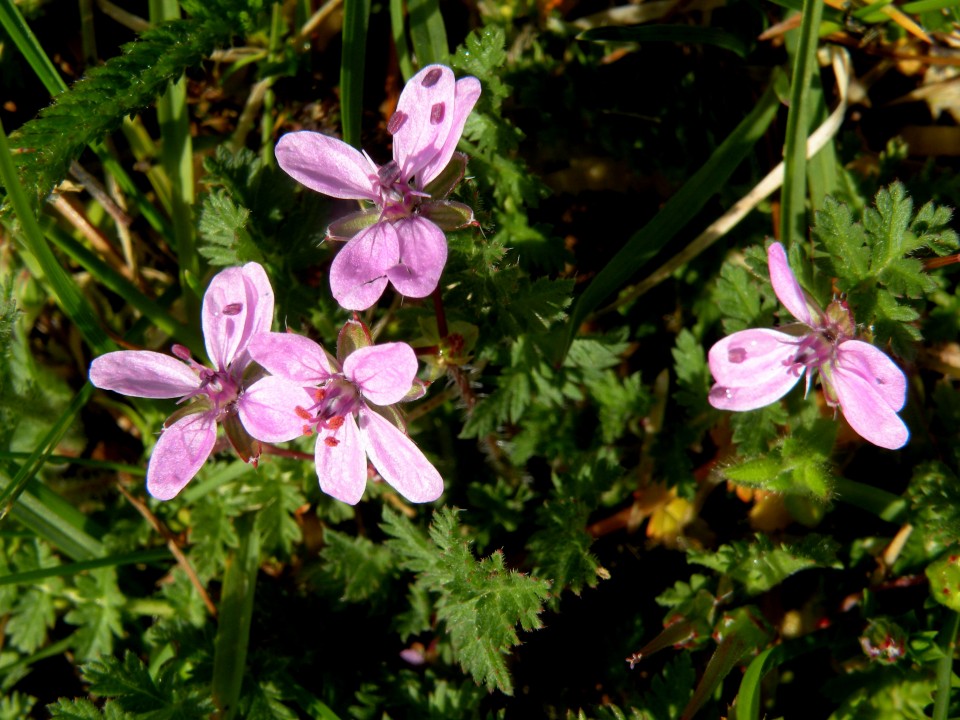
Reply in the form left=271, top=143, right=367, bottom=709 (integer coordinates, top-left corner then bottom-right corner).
left=325, top=436, right=340, bottom=447
left=728, top=347, right=747, bottom=364
left=876, top=377, right=885, bottom=385
left=387, top=110, right=407, bottom=135
left=709, top=386, right=734, bottom=402
left=421, top=68, right=442, bottom=87
left=430, top=103, right=445, bottom=125
left=222, top=303, right=243, bottom=316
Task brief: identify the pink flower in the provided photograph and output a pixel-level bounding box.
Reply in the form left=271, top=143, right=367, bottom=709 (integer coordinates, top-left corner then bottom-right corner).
left=707, top=243, right=909, bottom=450
left=247, top=329, right=443, bottom=504
left=89, top=263, right=307, bottom=499
left=275, top=64, right=481, bottom=311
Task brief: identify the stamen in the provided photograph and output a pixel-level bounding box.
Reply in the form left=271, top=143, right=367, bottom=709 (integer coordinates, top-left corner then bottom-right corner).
left=325, top=437, right=340, bottom=447
left=295, top=406, right=313, bottom=420
left=378, top=160, right=402, bottom=186
left=327, top=416, right=345, bottom=430
left=313, top=387, right=326, bottom=402
left=171, top=344, right=193, bottom=361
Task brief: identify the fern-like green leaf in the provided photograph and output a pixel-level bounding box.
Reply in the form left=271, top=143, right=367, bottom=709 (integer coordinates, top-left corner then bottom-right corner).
left=6, top=17, right=238, bottom=210
left=383, top=507, right=550, bottom=694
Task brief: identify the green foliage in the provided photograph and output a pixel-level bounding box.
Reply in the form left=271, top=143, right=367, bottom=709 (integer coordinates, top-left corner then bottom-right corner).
left=65, top=568, right=125, bottom=660
left=6, top=16, right=239, bottom=210
left=318, top=528, right=395, bottom=602
left=687, top=534, right=841, bottom=595
left=81, top=651, right=214, bottom=718
left=721, top=415, right=837, bottom=499
left=383, top=508, right=550, bottom=694
left=249, top=476, right=304, bottom=557
left=813, top=182, right=958, bottom=355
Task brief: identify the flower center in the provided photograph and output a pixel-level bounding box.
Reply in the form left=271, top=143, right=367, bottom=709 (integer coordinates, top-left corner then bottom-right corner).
left=785, top=333, right=834, bottom=376
left=295, top=377, right=362, bottom=440
left=171, top=344, right=242, bottom=417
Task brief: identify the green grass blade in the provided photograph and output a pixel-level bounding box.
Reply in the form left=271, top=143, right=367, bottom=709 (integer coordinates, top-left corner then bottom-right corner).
left=0, top=383, right=95, bottom=518
left=408, top=0, right=448, bottom=65
left=0, top=452, right=144, bottom=475
left=212, top=513, right=261, bottom=720
left=390, top=0, right=414, bottom=80
left=8, top=488, right=104, bottom=561
left=833, top=477, right=907, bottom=522
left=341, top=0, right=371, bottom=149
left=151, top=0, right=200, bottom=303
left=0, top=0, right=67, bottom=94
left=0, top=118, right=113, bottom=355
left=560, top=86, right=779, bottom=360
left=44, top=221, right=203, bottom=351
left=0, top=548, right=170, bottom=587
left=779, top=0, right=824, bottom=247
left=933, top=610, right=960, bottom=720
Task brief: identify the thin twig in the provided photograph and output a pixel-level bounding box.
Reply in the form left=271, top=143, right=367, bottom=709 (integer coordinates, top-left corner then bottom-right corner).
left=116, top=484, right=218, bottom=618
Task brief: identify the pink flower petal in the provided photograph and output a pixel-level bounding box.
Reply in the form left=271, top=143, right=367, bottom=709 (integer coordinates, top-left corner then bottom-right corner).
left=343, top=343, right=418, bottom=406
left=358, top=405, right=442, bottom=503
left=239, top=376, right=312, bottom=443
left=89, top=351, right=200, bottom=398
left=392, top=65, right=457, bottom=183
left=275, top=131, right=379, bottom=201
left=419, top=76, right=481, bottom=187
left=315, top=413, right=367, bottom=504
left=202, top=266, right=255, bottom=370
left=836, top=340, right=907, bottom=412
left=767, top=242, right=813, bottom=325
left=385, top=217, right=447, bottom=299
left=241, top=262, right=275, bottom=339
left=146, top=411, right=217, bottom=500
left=832, top=362, right=910, bottom=449
left=330, top=222, right=399, bottom=310
left=708, top=328, right=803, bottom=411
left=247, top=332, right=334, bottom=383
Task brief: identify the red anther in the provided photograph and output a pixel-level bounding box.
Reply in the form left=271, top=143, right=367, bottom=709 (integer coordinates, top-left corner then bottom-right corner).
left=325, top=437, right=340, bottom=447
left=327, top=415, right=345, bottom=430
left=313, top=388, right=326, bottom=402
left=295, top=406, right=313, bottom=420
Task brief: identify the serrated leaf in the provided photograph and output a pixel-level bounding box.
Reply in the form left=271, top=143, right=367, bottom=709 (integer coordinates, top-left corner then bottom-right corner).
left=319, top=528, right=395, bottom=602
left=65, top=568, right=125, bottom=660
left=687, top=534, right=841, bottom=595
left=250, top=478, right=304, bottom=557
left=383, top=508, right=550, bottom=694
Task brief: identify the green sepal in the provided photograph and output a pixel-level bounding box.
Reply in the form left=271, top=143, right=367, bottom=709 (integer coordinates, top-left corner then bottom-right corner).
left=164, top=397, right=211, bottom=427
left=422, top=152, right=467, bottom=199
left=401, top=378, right=429, bottom=403
left=221, top=411, right=261, bottom=465
left=337, top=319, right=373, bottom=364
left=327, top=208, right=380, bottom=240
left=420, top=200, right=476, bottom=231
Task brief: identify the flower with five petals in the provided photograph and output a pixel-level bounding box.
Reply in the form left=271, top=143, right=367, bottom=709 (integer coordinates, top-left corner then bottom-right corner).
left=89, top=263, right=307, bottom=499
left=275, top=64, right=481, bottom=310
left=707, top=243, right=909, bottom=450
left=247, top=324, right=443, bottom=504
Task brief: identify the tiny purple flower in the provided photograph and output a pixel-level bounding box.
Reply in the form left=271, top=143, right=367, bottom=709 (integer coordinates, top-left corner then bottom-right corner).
left=247, top=331, right=443, bottom=505
left=88, top=263, right=307, bottom=500
left=707, top=242, right=909, bottom=450
left=275, top=64, right=481, bottom=311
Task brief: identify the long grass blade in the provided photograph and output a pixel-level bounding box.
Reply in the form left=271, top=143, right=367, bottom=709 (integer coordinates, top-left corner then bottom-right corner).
left=0, top=0, right=66, bottom=94
left=408, top=0, right=448, bottom=65
left=389, top=0, right=414, bottom=80
left=0, top=119, right=113, bottom=355
left=8, top=488, right=104, bottom=561
left=0, top=548, right=170, bottom=586
left=560, top=86, right=779, bottom=361
left=212, top=513, right=261, bottom=720
left=340, top=0, right=371, bottom=148
left=933, top=610, right=960, bottom=720
left=779, top=0, right=824, bottom=247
